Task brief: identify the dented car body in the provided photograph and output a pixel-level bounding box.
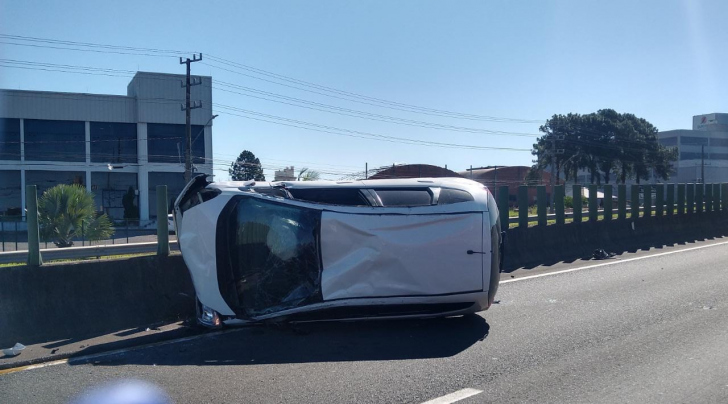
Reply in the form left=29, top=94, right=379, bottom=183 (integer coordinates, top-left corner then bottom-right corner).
left=174, top=175, right=503, bottom=327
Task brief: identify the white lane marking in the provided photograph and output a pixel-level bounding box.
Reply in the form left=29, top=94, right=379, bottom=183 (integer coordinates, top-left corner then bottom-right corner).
left=420, top=388, right=483, bottom=404
left=0, top=327, right=248, bottom=376
left=501, top=240, right=728, bottom=284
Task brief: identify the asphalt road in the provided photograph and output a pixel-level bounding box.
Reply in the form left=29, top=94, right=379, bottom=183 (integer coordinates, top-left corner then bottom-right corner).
left=2, top=240, right=728, bottom=403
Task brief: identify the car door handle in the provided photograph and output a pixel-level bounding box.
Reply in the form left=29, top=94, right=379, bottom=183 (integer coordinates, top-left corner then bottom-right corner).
left=467, top=250, right=486, bottom=255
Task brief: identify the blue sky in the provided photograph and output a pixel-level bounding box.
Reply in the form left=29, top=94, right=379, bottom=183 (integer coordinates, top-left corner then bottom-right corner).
left=1, top=1, right=726, bottom=180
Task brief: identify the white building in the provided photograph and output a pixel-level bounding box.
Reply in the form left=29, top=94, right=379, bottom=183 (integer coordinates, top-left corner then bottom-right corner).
left=0, top=72, right=214, bottom=221
left=274, top=166, right=295, bottom=181
left=658, top=113, right=728, bottom=184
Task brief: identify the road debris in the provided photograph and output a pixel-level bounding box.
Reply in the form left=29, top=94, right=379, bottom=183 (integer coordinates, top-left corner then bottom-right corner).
left=2, top=343, right=26, bottom=357
left=592, top=249, right=616, bottom=260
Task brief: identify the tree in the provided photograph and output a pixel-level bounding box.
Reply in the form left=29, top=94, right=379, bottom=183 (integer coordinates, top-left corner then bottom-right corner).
left=38, top=184, right=114, bottom=248
left=524, top=166, right=542, bottom=186
left=229, top=150, right=265, bottom=181
left=533, top=110, right=677, bottom=185
left=297, top=167, right=321, bottom=181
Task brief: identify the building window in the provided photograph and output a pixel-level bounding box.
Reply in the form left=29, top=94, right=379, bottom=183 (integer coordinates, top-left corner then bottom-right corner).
left=659, top=137, right=678, bottom=147
left=710, top=138, right=728, bottom=147
left=91, top=172, right=138, bottom=220
left=148, top=172, right=186, bottom=217
left=25, top=170, right=85, bottom=197
left=147, top=123, right=205, bottom=164
left=680, top=152, right=702, bottom=160
left=90, top=122, right=137, bottom=164
left=0, top=170, right=22, bottom=216
left=0, top=119, right=21, bottom=161
left=709, top=153, right=728, bottom=160
left=24, top=119, right=85, bottom=162
left=680, top=137, right=709, bottom=146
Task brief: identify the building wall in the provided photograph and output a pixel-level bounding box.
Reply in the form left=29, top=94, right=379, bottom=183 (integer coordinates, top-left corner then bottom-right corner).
left=459, top=166, right=553, bottom=205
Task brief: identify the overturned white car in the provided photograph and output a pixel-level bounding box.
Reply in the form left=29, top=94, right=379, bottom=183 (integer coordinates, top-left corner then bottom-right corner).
left=174, top=175, right=503, bottom=327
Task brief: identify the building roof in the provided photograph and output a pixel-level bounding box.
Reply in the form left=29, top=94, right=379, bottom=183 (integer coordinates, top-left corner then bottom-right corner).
left=368, top=164, right=463, bottom=180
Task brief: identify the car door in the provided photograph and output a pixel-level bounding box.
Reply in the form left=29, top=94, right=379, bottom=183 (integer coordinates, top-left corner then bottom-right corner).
left=319, top=211, right=484, bottom=300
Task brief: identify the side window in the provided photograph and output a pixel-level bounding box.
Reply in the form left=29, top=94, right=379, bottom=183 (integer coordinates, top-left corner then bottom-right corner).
left=374, top=188, right=433, bottom=207
left=438, top=188, right=474, bottom=205
left=288, top=188, right=370, bottom=206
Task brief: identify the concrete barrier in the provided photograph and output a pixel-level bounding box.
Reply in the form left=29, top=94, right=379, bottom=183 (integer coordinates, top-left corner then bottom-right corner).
left=503, top=211, right=728, bottom=271
left=0, top=254, right=194, bottom=347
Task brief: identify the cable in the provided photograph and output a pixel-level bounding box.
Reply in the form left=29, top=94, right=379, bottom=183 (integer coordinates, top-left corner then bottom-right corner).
left=204, top=56, right=543, bottom=123
left=214, top=107, right=530, bottom=152
left=0, top=33, right=542, bottom=123
left=212, top=85, right=538, bottom=137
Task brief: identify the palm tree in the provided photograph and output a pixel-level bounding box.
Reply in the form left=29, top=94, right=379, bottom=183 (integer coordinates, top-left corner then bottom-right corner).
left=297, top=167, right=321, bottom=181
left=38, top=184, right=114, bottom=248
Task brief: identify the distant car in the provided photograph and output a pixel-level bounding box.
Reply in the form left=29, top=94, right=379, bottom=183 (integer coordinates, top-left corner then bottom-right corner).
left=167, top=214, right=175, bottom=234
left=174, top=175, right=503, bottom=327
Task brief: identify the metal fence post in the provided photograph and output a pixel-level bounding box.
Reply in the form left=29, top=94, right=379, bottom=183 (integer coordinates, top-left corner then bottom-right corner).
left=712, top=183, right=720, bottom=212
left=157, top=185, right=169, bottom=256
left=618, top=184, right=626, bottom=220
left=705, top=183, right=713, bottom=212
left=630, top=184, right=640, bottom=219
left=518, top=185, right=528, bottom=228
left=26, top=185, right=42, bottom=266
left=555, top=185, right=565, bottom=225
left=537, top=186, right=547, bottom=226
left=588, top=184, right=598, bottom=222
left=603, top=185, right=612, bottom=221
left=1, top=216, right=4, bottom=252
left=687, top=183, right=695, bottom=214
left=572, top=185, right=582, bottom=224
left=655, top=184, right=664, bottom=217
left=497, top=186, right=509, bottom=229
left=677, top=183, right=686, bottom=215
left=15, top=220, right=18, bottom=251
left=644, top=185, right=652, bottom=218
left=723, top=183, right=728, bottom=213
left=666, top=184, right=674, bottom=216
left=696, top=183, right=704, bottom=213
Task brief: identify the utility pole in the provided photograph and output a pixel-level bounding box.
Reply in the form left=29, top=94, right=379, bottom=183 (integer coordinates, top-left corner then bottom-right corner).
left=180, top=53, right=203, bottom=183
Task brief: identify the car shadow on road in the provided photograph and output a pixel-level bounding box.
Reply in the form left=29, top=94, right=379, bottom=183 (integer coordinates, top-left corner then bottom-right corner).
left=71, top=315, right=491, bottom=367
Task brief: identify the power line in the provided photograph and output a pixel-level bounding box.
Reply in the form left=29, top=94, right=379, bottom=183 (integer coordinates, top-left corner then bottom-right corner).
left=214, top=106, right=530, bottom=152
left=213, top=84, right=538, bottom=137
left=203, top=56, right=543, bottom=123
left=0, top=33, right=541, bottom=123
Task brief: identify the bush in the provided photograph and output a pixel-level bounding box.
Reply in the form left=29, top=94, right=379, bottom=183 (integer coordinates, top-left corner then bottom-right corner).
left=564, top=196, right=573, bottom=209
left=38, top=184, right=114, bottom=248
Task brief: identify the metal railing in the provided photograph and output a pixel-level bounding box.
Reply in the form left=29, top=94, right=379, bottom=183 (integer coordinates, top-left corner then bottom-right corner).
left=499, top=183, right=727, bottom=228
left=3, top=184, right=174, bottom=265
left=0, top=240, right=179, bottom=265
left=0, top=217, right=174, bottom=252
